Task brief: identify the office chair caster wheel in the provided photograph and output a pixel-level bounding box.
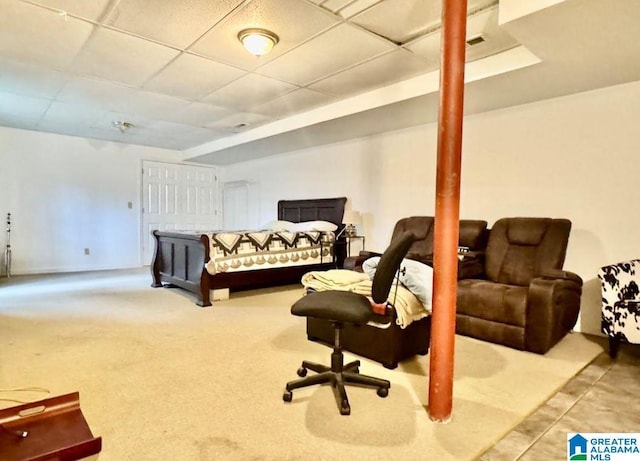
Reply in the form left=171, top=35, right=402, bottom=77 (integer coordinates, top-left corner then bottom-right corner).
left=283, top=390, right=292, bottom=402
left=296, top=367, right=307, bottom=377
left=377, top=387, right=389, bottom=398
left=340, top=402, right=351, bottom=415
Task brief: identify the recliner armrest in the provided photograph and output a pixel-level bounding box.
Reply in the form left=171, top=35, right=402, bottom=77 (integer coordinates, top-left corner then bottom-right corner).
left=406, top=252, right=433, bottom=266
left=526, top=275, right=583, bottom=353
left=539, top=269, right=583, bottom=285
left=458, top=252, right=485, bottom=279
left=409, top=251, right=485, bottom=279
left=343, top=250, right=381, bottom=271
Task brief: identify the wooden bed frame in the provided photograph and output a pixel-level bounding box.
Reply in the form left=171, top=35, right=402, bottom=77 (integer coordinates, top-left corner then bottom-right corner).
left=150, top=197, right=347, bottom=306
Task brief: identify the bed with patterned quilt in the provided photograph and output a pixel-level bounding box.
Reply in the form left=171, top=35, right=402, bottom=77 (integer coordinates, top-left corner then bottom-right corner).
left=150, top=197, right=347, bottom=306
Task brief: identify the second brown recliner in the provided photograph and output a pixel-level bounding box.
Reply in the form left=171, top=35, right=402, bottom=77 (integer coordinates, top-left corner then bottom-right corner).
left=456, top=217, right=582, bottom=354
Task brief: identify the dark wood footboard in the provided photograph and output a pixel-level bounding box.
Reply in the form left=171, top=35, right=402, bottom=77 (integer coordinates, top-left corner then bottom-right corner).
left=151, top=230, right=337, bottom=307
left=151, top=230, right=211, bottom=306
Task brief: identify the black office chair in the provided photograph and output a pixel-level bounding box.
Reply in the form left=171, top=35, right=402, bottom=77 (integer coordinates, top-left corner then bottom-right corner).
left=282, top=231, right=415, bottom=415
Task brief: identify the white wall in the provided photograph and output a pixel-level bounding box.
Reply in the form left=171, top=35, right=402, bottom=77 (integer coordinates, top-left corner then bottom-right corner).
left=0, top=127, right=180, bottom=274
left=223, top=79, right=640, bottom=335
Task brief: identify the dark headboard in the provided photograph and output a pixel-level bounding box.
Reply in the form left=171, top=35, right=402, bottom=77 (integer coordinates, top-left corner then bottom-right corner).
left=278, top=197, right=347, bottom=225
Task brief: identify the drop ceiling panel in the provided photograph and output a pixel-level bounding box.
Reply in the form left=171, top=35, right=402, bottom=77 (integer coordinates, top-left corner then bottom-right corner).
left=176, top=127, right=231, bottom=146
left=0, top=57, right=69, bottom=98
left=0, top=1, right=94, bottom=69
left=204, top=73, right=298, bottom=110
left=309, top=49, right=431, bottom=97
left=207, top=111, right=273, bottom=132
left=321, top=0, right=354, bottom=13
left=161, top=102, right=232, bottom=127
left=350, top=0, right=441, bottom=43
left=257, top=23, right=396, bottom=86
left=38, top=101, right=105, bottom=128
left=0, top=91, right=51, bottom=120
left=144, top=53, right=246, bottom=100
left=338, top=0, right=382, bottom=19
left=104, top=0, right=244, bottom=49
left=249, top=88, right=334, bottom=118
left=33, top=123, right=118, bottom=141
left=0, top=113, right=41, bottom=130
left=404, top=33, right=440, bottom=65
left=190, top=0, right=340, bottom=71
left=56, top=77, right=138, bottom=112
left=144, top=119, right=220, bottom=139
left=120, top=90, right=193, bottom=120
left=29, top=0, right=114, bottom=21
left=71, top=27, right=181, bottom=86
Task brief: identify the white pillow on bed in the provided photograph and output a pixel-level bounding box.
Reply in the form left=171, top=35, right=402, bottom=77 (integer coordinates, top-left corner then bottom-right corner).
left=263, top=220, right=295, bottom=231
left=289, top=220, right=338, bottom=232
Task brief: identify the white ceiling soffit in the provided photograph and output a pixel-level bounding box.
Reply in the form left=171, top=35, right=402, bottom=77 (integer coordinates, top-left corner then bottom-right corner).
left=1, top=0, right=640, bottom=161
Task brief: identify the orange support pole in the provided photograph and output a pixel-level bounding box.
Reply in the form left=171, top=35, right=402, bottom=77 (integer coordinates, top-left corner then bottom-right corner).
left=428, top=0, right=468, bottom=422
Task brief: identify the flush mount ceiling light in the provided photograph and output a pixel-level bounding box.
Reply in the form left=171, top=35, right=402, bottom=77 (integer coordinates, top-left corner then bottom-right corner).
left=238, top=28, right=279, bottom=57
left=112, top=121, right=134, bottom=133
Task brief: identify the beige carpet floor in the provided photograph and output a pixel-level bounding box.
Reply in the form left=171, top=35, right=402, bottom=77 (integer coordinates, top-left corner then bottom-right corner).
left=0, top=269, right=603, bottom=461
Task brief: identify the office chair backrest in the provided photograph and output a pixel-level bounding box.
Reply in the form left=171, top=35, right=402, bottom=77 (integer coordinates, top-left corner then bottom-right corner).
left=371, top=231, right=415, bottom=304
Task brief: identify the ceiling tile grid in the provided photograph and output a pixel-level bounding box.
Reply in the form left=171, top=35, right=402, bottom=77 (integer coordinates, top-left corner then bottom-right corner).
left=248, top=87, right=335, bottom=118
left=308, top=48, right=432, bottom=97
left=203, top=72, right=299, bottom=111
left=71, top=27, right=181, bottom=86
left=0, top=0, right=524, bottom=151
left=29, top=0, right=114, bottom=21
left=143, top=53, right=246, bottom=101
left=103, top=0, right=245, bottom=50
left=255, top=22, right=397, bottom=86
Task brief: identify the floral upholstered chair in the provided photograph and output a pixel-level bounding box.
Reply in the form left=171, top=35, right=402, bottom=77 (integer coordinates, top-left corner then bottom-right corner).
left=598, top=259, right=640, bottom=357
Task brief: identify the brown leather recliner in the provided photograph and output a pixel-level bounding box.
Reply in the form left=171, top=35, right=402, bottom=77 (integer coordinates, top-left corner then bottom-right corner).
left=456, top=217, right=582, bottom=354
left=345, top=216, right=489, bottom=278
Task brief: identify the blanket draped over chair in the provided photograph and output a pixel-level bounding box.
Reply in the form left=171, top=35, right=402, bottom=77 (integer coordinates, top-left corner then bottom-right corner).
left=301, top=268, right=430, bottom=328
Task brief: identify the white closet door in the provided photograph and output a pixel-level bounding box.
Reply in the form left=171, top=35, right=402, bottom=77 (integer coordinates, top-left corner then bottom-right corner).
left=222, top=181, right=249, bottom=230
left=142, top=161, right=219, bottom=265
left=181, top=165, right=219, bottom=231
